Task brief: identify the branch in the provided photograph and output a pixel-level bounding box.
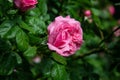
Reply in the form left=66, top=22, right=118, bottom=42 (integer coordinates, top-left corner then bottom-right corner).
left=73, top=26, right=120, bottom=60
left=99, top=26, right=120, bottom=46
left=73, top=48, right=103, bottom=60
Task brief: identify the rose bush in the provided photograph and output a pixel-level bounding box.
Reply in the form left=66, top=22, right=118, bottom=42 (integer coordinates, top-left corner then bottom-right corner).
left=0, top=0, right=120, bottom=80
left=47, top=16, right=83, bottom=56
left=14, top=0, right=38, bottom=11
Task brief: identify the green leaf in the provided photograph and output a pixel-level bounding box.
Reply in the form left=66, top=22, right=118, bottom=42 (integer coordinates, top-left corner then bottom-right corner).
left=38, top=0, right=47, bottom=15
left=28, top=34, right=42, bottom=44
left=26, top=17, right=46, bottom=34
left=4, top=25, right=19, bottom=39
left=0, top=20, right=14, bottom=38
left=14, top=52, right=22, bottom=64
left=7, top=10, right=17, bottom=15
left=16, top=28, right=29, bottom=51
left=24, top=46, right=37, bottom=57
left=51, top=63, right=69, bottom=80
left=93, top=15, right=102, bottom=28
left=52, top=53, right=67, bottom=65
left=0, top=38, right=11, bottom=52
left=0, top=52, right=17, bottom=75
left=27, top=8, right=40, bottom=16
left=38, top=58, right=53, bottom=77
left=19, top=21, right=35, bottom=34
left=91, top=8, right=101, bottom=16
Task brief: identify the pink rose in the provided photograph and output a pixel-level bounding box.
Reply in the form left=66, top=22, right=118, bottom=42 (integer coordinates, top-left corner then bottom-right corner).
left=47, top=16, right=83, bottom=56
left=14, top=0, right=38, bottom=11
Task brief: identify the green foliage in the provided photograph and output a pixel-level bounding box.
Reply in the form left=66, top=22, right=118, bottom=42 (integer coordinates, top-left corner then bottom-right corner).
left=0, top=52, right=17, bottom=76
left=16, top=28, right=29, bottom=51
left=0, top=0, right=120, bottom=80
left=52, top=53, right=67, bottom=65
left=51, top=63, right=69, bottom=80
left=0, top=20, right=14, bottom=38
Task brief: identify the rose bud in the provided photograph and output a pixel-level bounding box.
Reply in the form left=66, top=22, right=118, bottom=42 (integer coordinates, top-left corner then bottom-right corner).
left=108, top=5, right=115, bottom=15
left=84, top=10, right=91, bottom=17
left=33, top=56, right=41, bottom=63
left=14, top=0, right=38, bottom=11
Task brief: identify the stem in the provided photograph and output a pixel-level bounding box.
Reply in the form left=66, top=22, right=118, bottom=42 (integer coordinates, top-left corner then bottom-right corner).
left=73, top=48, right=102, bottom=60
left=99, top=26, right=120, bottom=46
left=73, top=26, right=120, bottom=60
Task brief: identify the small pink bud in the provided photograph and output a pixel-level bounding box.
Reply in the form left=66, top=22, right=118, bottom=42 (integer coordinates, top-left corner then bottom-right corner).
left=13, top=69, right=17, bottom=72
left=84, top=10, right=91, bottom=17
left=33, top=56, right=41, bottom=63
left=108, top=5, right=115, bottom=15
left=88, top=18, right=93, bottom=23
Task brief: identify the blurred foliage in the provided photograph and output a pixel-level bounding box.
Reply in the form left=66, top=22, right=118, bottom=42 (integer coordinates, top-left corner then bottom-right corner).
left=0, top=0, right=120, bottom=80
